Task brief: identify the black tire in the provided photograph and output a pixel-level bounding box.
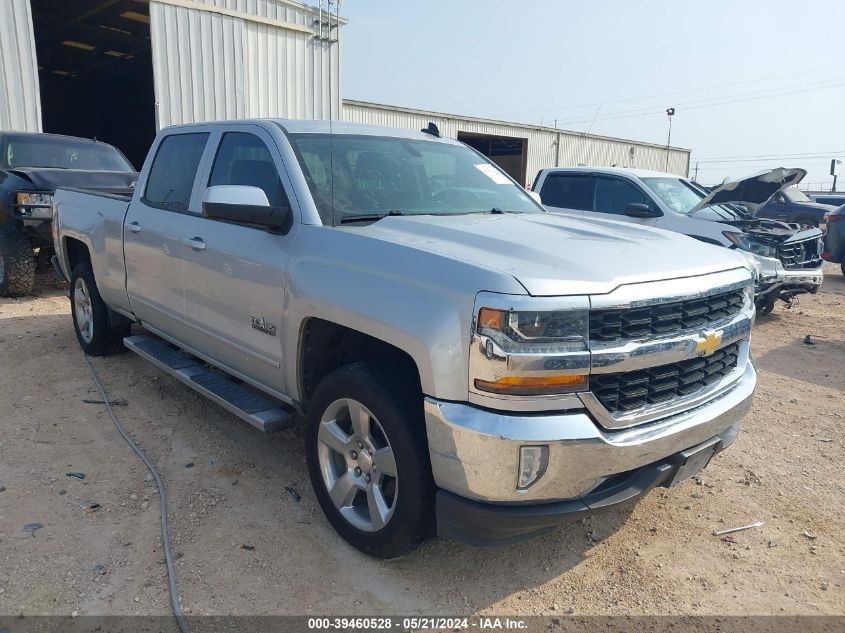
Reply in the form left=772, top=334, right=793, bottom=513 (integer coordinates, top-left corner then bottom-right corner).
left=305, top=362, right=434, bottom=559
left=0, top=225, right=36, bottom=297
left=69, top=262, right=130, bottom=356
left=757, top=297, right=776, bottom=316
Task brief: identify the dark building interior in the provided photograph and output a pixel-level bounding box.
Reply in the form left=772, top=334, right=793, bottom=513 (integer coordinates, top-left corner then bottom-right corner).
left=30, top=0, right=156, bottom=168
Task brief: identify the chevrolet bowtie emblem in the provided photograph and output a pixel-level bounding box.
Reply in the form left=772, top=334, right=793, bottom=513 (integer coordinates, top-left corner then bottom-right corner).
left=695, top=331, right=722, bottom=356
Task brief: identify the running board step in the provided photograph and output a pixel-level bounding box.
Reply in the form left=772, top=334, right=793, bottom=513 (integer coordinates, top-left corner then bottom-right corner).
left=124, top=335, right=292, bottom=433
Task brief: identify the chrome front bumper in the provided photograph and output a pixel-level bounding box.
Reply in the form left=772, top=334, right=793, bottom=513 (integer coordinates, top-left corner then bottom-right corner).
left=424, top=360, right=756, bottom=504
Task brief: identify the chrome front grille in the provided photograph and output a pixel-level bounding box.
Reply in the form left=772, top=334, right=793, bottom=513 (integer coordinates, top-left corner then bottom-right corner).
left=589, top=289, right=745, bottom=342
left=778, top=237, right=822, bottom=270
left=590, top=342, right=740, bottom=414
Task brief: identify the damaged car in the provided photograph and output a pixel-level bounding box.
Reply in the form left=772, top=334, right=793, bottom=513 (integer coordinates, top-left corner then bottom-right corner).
left=534, top=166, right=824, bottom=314
left=0, top=132, right=138, bottom=296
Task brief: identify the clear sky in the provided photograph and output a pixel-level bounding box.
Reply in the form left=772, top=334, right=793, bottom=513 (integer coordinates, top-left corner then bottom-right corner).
left=339, top=0, right=845, bottom=190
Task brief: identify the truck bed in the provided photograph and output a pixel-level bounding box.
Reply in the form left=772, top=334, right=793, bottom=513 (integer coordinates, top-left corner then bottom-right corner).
left=53, top=187, right=134, bottom=315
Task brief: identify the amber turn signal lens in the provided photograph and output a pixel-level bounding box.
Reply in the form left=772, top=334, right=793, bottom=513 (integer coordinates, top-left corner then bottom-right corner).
left=478, top=308, right=504, bottom=331
left=474, top=374, right=588, bottom=396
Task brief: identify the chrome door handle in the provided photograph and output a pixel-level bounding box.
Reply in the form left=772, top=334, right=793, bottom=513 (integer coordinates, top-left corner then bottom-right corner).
left=126, top=221, right=141, bottom=234
left=184, top=237, right=206, bottom=251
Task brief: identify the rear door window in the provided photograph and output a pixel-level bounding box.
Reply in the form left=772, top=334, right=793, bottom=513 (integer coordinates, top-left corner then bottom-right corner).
left=539, top=173, right=594, bottom=210
left=144, top=133, right=209, bottom=211
left=208, top=132, right=289, bottom=208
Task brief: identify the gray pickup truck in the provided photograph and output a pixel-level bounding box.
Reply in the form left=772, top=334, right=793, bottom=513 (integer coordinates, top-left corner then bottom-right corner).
left=53, top=119, right=757, bottom=558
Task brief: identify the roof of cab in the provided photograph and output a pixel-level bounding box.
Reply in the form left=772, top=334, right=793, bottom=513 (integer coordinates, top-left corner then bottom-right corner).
left=161, top=118, right=463, bottom=145
left=541, top=166, right=680, bottom=179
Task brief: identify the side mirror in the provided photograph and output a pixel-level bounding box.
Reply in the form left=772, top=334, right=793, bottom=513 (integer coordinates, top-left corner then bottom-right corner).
left=527, top=191, right=542, bottom=205
left=202, top=185, right=292, bottom=234
left=624, top=203, right=662, bottom=218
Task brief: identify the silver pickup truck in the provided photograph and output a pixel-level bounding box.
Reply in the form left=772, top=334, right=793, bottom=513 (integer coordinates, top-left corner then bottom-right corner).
left=53, top=119, right=757, bottom=558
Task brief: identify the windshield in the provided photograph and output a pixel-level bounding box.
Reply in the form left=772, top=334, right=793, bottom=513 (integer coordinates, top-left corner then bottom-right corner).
left=4, top=135, right=134, bottom=171
left=286, top=133, right=542, bottom=225
left=640, top=177, right=705, bottom=214
left=784, top=187, right=811, bottom=203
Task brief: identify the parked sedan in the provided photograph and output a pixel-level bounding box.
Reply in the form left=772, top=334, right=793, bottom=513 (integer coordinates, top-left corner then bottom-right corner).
left=822, top=205, right=845, bottom=276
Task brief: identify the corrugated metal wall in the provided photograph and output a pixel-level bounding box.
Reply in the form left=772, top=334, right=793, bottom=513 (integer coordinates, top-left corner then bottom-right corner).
left=0, top=0, right=41, bottom=132
left=151, top=0, right=340, bottom=129
left=343, top=101, right=691, bottom=183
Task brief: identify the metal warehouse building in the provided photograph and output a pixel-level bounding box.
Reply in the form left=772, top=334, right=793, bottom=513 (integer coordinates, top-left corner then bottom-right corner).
left=1, top=0, right=690, bottom=180
left=343, top=100, right=690, bottom=188
left=0, top=0, right=343, bottom=166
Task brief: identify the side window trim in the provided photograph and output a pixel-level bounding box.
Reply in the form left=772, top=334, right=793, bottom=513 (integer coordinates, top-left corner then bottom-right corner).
left=189, top=128, right=224, bottom=215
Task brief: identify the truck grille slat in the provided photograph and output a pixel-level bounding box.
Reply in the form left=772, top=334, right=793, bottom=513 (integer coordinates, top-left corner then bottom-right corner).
left=590, top=289, right=745, bottom=342
left=777, top=236, right=822, bottom=270
left=590, top=342, right=741, bottom=414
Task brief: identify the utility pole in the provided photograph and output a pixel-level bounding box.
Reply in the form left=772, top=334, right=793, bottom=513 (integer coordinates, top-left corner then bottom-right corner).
left=831, top=159, right=841, bottom=192
left=694, top=161, right=699, bottom=181
left=665, top=107, right=675, bottom=171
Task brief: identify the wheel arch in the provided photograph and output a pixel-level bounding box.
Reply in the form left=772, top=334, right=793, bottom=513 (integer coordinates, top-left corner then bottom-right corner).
left=64, top=236, right=91, bottom=275
left=296, top=317, right=423, bottom=413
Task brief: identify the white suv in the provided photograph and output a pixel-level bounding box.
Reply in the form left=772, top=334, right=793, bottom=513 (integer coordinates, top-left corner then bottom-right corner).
left=533, top=166, right=824, bottom=314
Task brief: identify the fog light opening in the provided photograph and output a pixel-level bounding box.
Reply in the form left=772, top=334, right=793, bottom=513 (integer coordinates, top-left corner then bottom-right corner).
left=517, top=445, right=549, bottom=490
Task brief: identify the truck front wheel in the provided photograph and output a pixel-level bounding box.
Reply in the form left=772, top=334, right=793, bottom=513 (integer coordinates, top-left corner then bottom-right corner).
left=0, top=225, right=36, bottom=297
left=305, top=363, right=435, bottom=559
left=70, top=262, right=130, bottom=356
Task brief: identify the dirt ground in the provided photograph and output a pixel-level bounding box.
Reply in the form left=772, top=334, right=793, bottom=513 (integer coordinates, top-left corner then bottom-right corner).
left=0, top=267, right=843, bottom=619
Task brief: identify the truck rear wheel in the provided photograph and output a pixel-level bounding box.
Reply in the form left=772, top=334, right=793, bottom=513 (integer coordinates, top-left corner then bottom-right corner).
left=305, top=363, right=434, bottom=559
left=0, top=225, right=36, bottom=297
left=70, top=262, right=130, bottom=356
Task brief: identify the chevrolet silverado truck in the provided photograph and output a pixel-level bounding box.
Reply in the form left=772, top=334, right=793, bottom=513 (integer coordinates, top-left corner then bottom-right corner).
left=53, top=120, right=757, bottom=558
left=0, top=131, right=137, bottom=296
left=534, top=166, right=825, bottom=314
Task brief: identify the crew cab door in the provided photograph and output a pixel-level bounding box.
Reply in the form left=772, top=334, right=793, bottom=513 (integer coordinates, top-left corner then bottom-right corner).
left=124, top=132, right=210, bottom=340
left=178, top=126, right=295, bottom=395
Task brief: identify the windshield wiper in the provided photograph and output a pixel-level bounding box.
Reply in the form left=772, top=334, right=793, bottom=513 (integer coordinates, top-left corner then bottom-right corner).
left=338, top=210, right=409, bottom=225
left=489, top=208, right=523, bottom=214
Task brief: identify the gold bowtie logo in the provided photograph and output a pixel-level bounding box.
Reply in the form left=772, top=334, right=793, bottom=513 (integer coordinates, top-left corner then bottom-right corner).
left=695, top=331, right=722, bottom=356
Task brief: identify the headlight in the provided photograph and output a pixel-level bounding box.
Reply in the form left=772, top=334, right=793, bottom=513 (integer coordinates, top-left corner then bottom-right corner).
left=471, top=302, right=589, bottom=396
left=722, top=231, right=777, bottom=259
left=16, top=192, right=54, bottom=219
left=17, top=192, right=53, bottom=207
left=477, top=308, right=588, bottom=349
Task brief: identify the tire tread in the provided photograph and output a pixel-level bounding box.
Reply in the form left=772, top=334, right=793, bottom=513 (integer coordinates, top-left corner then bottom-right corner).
left=0, top=225, right=36, bottom=297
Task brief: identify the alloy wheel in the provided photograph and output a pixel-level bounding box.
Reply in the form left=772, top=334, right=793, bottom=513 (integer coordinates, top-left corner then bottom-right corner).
left=74, top=277, right=94, bottom=343
left=316, top=398, right=398, bottom=532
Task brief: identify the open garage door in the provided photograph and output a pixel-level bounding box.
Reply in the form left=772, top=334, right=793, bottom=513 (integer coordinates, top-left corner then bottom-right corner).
left=458, top=131, right=527, bottom=187
left=30, top=0, right=155, bottom=168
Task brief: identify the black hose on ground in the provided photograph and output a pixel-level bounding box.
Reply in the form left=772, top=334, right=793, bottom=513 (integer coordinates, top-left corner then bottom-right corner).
left=82, top=353, right=189, bottom=633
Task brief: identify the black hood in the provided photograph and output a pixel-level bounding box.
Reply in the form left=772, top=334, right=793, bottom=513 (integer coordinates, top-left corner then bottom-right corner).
left=8, top=167, right=138, bottom=193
